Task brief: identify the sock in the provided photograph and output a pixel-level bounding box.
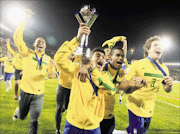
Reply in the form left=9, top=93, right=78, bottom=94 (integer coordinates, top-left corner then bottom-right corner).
left=14, top=83, right=19, bottom=96
left=8, top=80, right=12, bottom=89
left=5, top=81, right=7, bottom=86
left=5, top=81, right=9, bottom=89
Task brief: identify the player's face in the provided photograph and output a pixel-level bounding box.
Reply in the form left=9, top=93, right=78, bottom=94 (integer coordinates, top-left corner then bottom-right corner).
left=147, top=40, right=163, bottom=61
left=34, top=38, right=46, bottom=52
left=91, top=51, right=105, bottom=71
left=104, top=48, right=111, bottom=61
left=110, top=49, right=124, bottom=70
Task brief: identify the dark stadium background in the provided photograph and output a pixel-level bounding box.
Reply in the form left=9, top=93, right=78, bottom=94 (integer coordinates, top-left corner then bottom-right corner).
left=0, top=0, right=179, bottom=63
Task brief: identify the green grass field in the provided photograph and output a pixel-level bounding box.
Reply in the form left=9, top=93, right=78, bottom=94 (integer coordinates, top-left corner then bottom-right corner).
left=0, top=79, right=179, bottom=134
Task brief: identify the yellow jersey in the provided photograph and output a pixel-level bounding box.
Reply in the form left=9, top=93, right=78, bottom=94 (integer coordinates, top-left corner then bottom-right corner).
left=13, top=19, right=52, bottom=95
left=54, top=37, right=116, bottom=130
left=124, top=58, right=169, bottom=117
left=7, top=42, right=23, bottom=70
left=0, top=57, right=14, bottom=73
left=103, top=63, right=125, bottom=119
left=57, top=67, right=72, bottom=89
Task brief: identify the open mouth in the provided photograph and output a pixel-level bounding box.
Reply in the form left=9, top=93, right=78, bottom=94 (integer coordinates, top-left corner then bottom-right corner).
left=117, top=61, right=122, bottom=66
left=97, top=61, right=103, bottom=68
left=155, top=52, right=161, bottom=55
left=38, top=46, right=43, bottom=49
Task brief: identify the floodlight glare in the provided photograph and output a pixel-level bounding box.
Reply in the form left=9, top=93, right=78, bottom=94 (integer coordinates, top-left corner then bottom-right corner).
left=6, top=5, right=25, bottom=25
left=0, top=24, right=13, bottom=32
left=161, top=37, right=172, bottom=51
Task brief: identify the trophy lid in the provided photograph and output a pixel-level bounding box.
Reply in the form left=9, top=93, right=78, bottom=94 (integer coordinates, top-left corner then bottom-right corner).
left=80, top=5, right=97, bottom=23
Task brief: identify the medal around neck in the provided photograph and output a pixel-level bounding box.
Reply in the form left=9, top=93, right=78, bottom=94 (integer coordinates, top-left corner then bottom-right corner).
left=75, top=5, right=98, bottom=58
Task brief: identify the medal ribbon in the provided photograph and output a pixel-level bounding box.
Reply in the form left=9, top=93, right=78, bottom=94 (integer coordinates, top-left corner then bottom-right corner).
left=147, top=56, right=167, bottom=76
left=35, top=52, right=44, bottom=68
left=89, top=72, right=99, bottom=96
left=147, top=56, right=167, bottom=84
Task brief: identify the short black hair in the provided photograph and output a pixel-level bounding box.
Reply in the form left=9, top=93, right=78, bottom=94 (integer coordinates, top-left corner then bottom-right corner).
left=110, top=46, right=124, bottom=55
left=92, top=47, right=105, bottom=55
left=102, top=45, right=109, bottom=49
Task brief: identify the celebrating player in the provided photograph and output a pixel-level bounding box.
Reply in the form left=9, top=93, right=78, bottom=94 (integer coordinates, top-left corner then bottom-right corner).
left=6, top=38, right=23, bottom=100
left=100, top=36, right=127, bottom=134
left=55, top=51, right=75, bottom=134
left=12, top=9, right=56, bottom=134
left=0, top=51, right=13, bottom=92
left=119, top=35, right=173, bottom=134
left=54, top=23, right=116, bottom=134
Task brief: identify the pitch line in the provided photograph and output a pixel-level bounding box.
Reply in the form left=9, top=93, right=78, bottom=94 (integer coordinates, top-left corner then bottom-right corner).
left=156, top=99, right=180, bottom=108
left=157, top=94, right=180, bottom=100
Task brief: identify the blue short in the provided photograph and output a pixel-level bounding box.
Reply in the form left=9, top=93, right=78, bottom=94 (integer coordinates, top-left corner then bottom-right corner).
left=4, top=72, right=13, bottom=81
left=63, top=120, right=101, bottom=134
left=126, top=109, right=151, bottom=134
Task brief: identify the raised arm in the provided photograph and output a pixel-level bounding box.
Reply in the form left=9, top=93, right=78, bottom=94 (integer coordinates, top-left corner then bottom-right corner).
left=13, top=9, right=34, bottom=56
left=6, top=38, right=16, bottom=56
left=121, top=38, right=127, bottom=58
left=54, top=38, right=80, bottom=76
left=54, top=23, right=90, bottom=76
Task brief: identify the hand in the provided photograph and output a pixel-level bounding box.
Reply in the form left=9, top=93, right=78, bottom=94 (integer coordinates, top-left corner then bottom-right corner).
left=163, top=76, right=173, bottom=87
left=163, top=76, right=173, bottom=93
left=81, top=55, right=91, bottom=65
left=50, top=59, right=56, bottom=68
left=120, top=36, right=126, bottom=41
left=19, top=71, right=23, bottom=75
left=130, top=76, right=147, bottom=89
left=48, top=72, right=57, bottom=79
left=6, top=38, right=10, bottom=43
left=78, top=64, right=90, bottom=82
left=77, top=23, right=91, bottom=41
left=25, top=9, right=34, bottom=18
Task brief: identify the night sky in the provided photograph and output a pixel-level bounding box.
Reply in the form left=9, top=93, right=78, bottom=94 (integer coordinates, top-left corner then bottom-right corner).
left=1, top=0, right=180, bottom=62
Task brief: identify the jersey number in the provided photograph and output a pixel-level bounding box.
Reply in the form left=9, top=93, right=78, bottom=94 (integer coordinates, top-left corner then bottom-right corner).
left=150, top=78, right=156, bottom=87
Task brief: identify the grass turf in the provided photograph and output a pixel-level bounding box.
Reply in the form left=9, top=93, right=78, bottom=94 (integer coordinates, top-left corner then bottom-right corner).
left=0, top=79, right=179, bottom=134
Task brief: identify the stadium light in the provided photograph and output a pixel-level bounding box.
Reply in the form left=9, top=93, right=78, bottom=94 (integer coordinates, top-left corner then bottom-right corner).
left=164, top=62, right=180, bottom=66
left=0, top=24, right=13, bottom=33
left=161, top=36, right=172, bottom=51
left=6, top=4, right=25, bottom=25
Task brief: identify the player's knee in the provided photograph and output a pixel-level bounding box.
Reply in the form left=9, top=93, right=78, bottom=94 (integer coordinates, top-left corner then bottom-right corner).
left=19, top=115, right=27, bottom=120
left=15, top=80, right=19, bottom=84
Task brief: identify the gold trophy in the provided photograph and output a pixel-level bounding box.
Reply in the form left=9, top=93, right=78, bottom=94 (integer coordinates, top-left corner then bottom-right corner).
left=75, top=5, right=98, bottom=58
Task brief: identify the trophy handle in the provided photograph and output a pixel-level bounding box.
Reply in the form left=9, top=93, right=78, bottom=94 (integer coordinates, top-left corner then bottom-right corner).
left=87, top=13, right=98, bottom=28
left=80, top=34, right=88, bottom=47
left=75, top=12, right=85, bottom=24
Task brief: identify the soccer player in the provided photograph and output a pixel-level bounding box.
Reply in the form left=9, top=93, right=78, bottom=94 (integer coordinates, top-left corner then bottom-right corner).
left=100, top=37, right=127, bottom=134
left=12, top=9, right=56, bottom=134
left=0, top=51, right=13, bottom=92
left=118, top=35, right=173, bottom=134
left=54, top=23, right=116, bottom=134
left=6, top=38, right=23, bottom=100
left=102, top=36, right=127, bottom=62
left=55, top=51, right=75, bottom=134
